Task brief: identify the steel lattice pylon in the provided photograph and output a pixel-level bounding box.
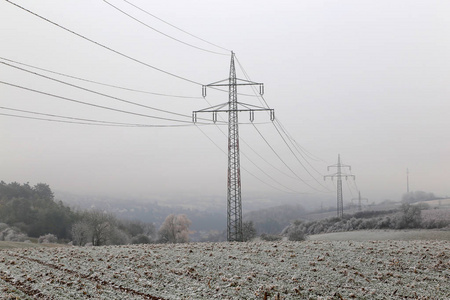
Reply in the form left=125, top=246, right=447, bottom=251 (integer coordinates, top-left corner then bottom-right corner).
left=351, top=191, right=368, bottom=212
left=324, top=154, right=355, bottom=218
left=226, top=53, right=243, bottom=242
left=193, top=52, right=274, bottom=242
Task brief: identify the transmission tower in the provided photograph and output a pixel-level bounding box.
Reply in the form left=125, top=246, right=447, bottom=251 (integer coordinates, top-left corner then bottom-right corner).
left=193, top=52, right=274, bottom=242
left=351, top=191, right=368, bottom=211
left=406, top=168, right=410, bottom=194
left=324, top=154, right=355, bottom=218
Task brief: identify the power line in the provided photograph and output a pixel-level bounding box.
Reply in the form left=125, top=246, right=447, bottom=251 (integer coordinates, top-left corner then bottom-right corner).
left=273, top=119, right=326, bottom=178
left=235, top=55, right=330, bottom=189
left=240, top=145, right=304, bottom=194
left=4, top=0, right=203, bottom=86
left=239, top=129, right=299, bottom=181
left=0, top=56, right=202, bottom=99
left=252, top=123, right=327, bottom=193
left=195, top=124, right=303, bottom=194
left=0, top=112, right=134, bottom=127
left=275, top=118, right=328, bottom=163
left=236, top=55, right=327, bottom=163
left=0, top=106, right=194, bottom=127
left=202, top=56, right=323, bottom=193
left=0, top=60, right=223, bottom=123
left=236, top=55, right=325, bottom=162
left=345, top=177, right=355, bottom=198
left=103, top=0, right=228, bottom=56
left=0, top=80, right=197, bottom=124
left=201, top=94, right=299, bottom=190
left=271, top=122, right=330, bottom=192
left=210, top=120, right=304, bottom=193
left=120, top=0, right=230, bottom=52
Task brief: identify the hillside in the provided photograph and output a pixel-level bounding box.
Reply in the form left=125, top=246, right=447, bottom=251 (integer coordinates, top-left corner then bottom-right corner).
left=57, top=191, right=226, bottom=232
left=243, top=204, right=306, bottom=234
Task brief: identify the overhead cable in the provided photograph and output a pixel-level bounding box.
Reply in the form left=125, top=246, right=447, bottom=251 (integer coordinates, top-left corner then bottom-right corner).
left=274, top=119, right=326, bottom=176
left=0, top=106, right=194, bottom=127
left=235, top=54, right=330, bottom=187
left=271, top=121, right=332, bottom=192
left=0, top=80, right=198, bottom=124
left=0, top=56, right=202, bottom=99
left=4, top=0, right=202, bottom=86
left=210, top=119, right=304, bottom=193
left=195, top=124, right=303, bottom=194
left=0, top=60, right=224, bottom=123
left=276, top=118, right=328, bottom=163
left=103, top=0, right=227, bottom=56
left=121, top=0, right=230, bottom=52
left=252, top=123, right=327, bottom=193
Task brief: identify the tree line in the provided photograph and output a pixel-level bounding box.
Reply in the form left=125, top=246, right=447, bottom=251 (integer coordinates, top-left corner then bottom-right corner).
left=282, top=203, right=449, bottom=240
left=0, top=181, right=191, bottom=246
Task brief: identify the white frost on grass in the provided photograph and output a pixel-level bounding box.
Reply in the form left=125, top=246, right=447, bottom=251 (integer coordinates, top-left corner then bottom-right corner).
left=0, top=240, right=449, bottom=299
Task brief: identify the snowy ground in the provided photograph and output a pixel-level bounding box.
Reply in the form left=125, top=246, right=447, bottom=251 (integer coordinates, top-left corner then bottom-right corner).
left=0, top=240, right=449, bottom=299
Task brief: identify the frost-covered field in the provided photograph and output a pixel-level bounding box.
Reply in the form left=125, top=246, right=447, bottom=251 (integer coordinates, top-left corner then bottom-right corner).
left=1, top=240, right=449, bottom=299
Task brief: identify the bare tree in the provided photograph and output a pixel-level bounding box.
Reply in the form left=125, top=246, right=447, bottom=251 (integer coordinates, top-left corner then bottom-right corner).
left=158, top=214, right=191, bottom=243
left=71, top=221, right=91, bottom=246
left=81, top=210, right=115, bottom=246
left=242, top=221, right=257, bottom=241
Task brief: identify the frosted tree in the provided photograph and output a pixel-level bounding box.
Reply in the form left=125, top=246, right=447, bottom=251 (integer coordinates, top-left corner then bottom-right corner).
left=242, top=221, right=257, bottom=241
left=71, top=221, right=91, bottom=246
left=87, top=210, right=115, bottom=246
left=158, top=214, right=191, bottom=243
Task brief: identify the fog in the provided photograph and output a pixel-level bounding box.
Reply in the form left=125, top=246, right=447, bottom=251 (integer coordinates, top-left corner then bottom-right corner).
left=1, top=0, right=449, bottom=210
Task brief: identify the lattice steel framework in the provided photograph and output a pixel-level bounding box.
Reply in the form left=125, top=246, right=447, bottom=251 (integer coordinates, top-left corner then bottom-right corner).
left=352, top=191, right=368, bottom=212
left=324, top=154, right=354, bottom=218
left=226, top=53, right=242, bottom=241
left=193, top=52, right=274, bottom=241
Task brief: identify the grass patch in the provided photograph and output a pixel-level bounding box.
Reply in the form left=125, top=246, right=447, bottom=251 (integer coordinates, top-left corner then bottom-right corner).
left=0, top=241, right=65, bottom=250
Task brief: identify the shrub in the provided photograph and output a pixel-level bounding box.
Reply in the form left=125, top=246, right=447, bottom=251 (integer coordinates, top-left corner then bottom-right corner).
left=375, top=216, right=392, bottom=229
left=282, top=221, right=307, bottom=241
left=288, top=229, right=306, bottom=241
left=108, top=227, right=130, bottom=245
left=38, top=233, right=58, bottom=244
left=131, top=234, right=152, bottom=244
left=260, top=233, right=282, bottom=241
left=0, top=227, right=27, bottom=242
left=395, top=204, right=422, bottom=229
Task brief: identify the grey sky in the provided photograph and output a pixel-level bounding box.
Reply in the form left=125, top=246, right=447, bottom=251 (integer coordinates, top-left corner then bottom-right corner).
left=1, top=0, right=449, bottom=209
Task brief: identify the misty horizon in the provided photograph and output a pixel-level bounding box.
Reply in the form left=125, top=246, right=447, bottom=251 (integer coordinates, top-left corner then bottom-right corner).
left=1, top=1, right=448, bottom=209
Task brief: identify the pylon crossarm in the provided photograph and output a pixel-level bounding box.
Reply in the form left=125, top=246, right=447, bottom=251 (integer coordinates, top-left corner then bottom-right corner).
left=205, top=78, right=262, bottom=87
left=194, top=52, right=273, bottom=242
left=324, top=173, right=338, bottom=178
left=205, top=78, right=230, bottom=86
left=235, top=78, right=262, bottom=84
left=237, top=102, right=269, bottom=110
left=194, top=102, right=229, bottom=113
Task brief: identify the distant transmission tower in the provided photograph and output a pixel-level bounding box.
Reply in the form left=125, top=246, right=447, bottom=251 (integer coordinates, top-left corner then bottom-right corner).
left=352, top=191, right=368, bottom=211
left=324, top=154, right=355, bottom=218
left=406, top=168, right=410, bottom=194
left=193, top=52, right=274, bottom=242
